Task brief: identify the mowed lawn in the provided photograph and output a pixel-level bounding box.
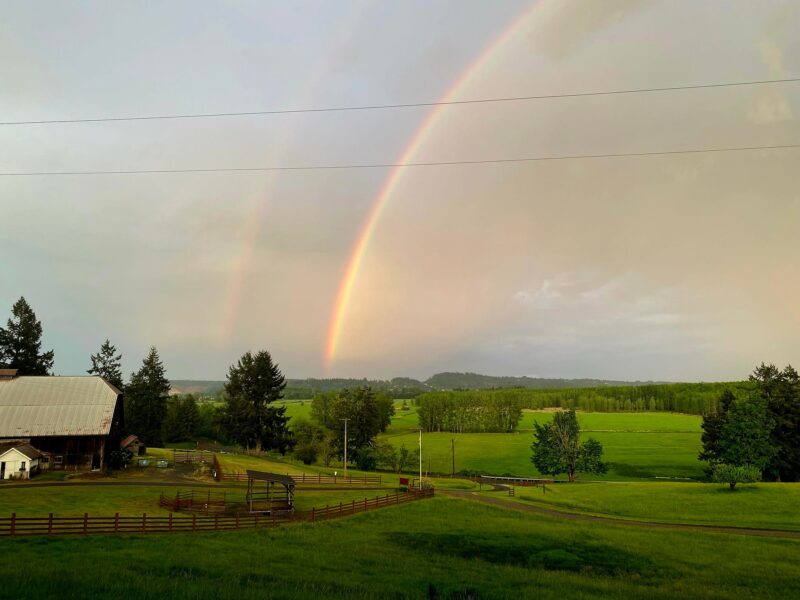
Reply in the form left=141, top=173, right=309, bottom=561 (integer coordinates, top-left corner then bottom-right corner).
left=507, top=482, right=800, bottom=531
left=384, top=410, right=704, bottom=480
left=1, top=497, right=798, bottom=599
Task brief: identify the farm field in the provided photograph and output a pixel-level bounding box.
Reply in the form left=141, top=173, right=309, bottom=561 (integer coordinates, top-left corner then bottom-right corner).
left=383, top=408, right=703, bottom=480
left=502, top=482, right=800, bottom=531
left=277, top=399, right=706, bottom=480
left=1, top=496, right=798, bottom=599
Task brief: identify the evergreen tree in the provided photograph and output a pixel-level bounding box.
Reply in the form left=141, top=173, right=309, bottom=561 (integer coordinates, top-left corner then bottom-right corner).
left=0, top=297, right=54, bottom=375
left=162, top=395, right=200, bottom=442
left=87, top=339, right=124, bottom=390
left=218, top=350, right=291, bottom=454
left=750, top=363, right=800, bottom=481
left=125, top=347, right=171, bottom=446
left=699, top=389, right=736, bottom=463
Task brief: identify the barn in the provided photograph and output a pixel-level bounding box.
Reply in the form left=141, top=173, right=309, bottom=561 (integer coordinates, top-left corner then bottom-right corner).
left=0, top=370, right=124, bottom=471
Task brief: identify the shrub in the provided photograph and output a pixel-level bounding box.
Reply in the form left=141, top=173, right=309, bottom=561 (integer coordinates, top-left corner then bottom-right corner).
left=712, top=463, right=761, bottom=490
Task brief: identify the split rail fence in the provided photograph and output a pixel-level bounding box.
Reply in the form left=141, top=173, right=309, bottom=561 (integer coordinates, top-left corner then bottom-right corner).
left=0, top=490, right=433, bottom=538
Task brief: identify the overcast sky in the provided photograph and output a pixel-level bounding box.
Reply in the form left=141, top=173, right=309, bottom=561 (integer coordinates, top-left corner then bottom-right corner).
left=1, top=1, right=798, bottom=381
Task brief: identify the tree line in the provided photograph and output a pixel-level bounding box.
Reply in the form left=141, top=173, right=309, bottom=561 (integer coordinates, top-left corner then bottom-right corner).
left=417, top=393, right=523, bottom=433
left=413, top=382, right=741, bottom=417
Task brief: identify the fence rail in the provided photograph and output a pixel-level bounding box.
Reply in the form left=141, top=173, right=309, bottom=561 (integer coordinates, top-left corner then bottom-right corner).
left=172, top=450, right=214, bottom=464
left=305, top=489, right=434, bottom=522
left=0, top=490, right=433, bottom=538
left=211, top=454, right=381, bottom=486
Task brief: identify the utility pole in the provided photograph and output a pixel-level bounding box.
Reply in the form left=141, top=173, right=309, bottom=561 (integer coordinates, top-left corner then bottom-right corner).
left=451, top=438, right=455, bottom=477
left=418, top=429, right=422, bottom=485
left=341, top=418, right=349, bottom=478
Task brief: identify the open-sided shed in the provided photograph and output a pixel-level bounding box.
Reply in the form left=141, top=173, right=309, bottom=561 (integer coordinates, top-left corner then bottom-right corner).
left=245, top=470, right=295, bottom=515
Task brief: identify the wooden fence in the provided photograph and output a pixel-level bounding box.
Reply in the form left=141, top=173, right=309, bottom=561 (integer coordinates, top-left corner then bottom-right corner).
left=0, top=490, right=433, bottom=537
left=172, top=449, right=214, bottom=464
left=211, top=454, right=381, bottom=486
left=305, top=488, right=434, bottom=522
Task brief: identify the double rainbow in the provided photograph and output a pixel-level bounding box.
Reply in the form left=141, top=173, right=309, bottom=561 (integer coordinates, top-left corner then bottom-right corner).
left=323, top=2, right=543, bottom=370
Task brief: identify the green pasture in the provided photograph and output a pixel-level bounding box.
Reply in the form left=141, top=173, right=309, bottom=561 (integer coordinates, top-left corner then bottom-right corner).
left=504, top=482, right=800, bottom=531
left=1, top=496, right=798, bottom=599
left=0, top=483, right=391, bottom=516
left=385, top=411, right=704, bottom=480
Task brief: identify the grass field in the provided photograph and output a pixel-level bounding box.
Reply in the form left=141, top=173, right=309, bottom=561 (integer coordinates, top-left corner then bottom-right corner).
left=503, top=482, right=800, bottom=531
left=382, top=408, right=703, bottom=480
left=276, top=400, right=706, bottom=480
left=1, top=496, right=798, bottom=599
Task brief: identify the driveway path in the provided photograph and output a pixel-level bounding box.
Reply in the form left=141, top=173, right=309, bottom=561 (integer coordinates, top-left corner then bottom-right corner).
left=442, top=489, right=800, bottom=539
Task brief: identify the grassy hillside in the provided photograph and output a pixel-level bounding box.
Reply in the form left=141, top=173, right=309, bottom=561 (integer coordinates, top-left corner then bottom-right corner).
left=1, top=497, right=798, bottom=599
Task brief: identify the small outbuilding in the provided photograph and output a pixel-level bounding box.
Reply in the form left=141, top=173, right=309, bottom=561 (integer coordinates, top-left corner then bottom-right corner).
left=245, top=470, right=296, bottom=515
left=120, top=434, right=146, bottom=456
left=0, top=444, right=43, bottom=480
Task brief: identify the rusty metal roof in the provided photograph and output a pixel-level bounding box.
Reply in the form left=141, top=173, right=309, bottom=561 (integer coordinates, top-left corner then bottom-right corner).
left=0, top=376, right=120, bottom=437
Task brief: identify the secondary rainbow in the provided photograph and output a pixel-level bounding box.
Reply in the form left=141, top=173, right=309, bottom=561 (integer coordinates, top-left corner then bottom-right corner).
left=323, top=2, right=543, bottom=370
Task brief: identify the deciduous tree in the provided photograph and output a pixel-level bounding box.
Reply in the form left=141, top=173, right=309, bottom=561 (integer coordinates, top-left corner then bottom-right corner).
left=531, top=410, right=608, bottom=482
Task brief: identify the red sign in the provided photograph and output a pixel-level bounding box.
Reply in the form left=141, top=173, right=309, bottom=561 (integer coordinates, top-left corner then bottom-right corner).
left=399, top=477, right=409, bottom=486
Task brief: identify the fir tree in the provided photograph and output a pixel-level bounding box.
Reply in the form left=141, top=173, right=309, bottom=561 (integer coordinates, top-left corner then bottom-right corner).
left=125, top=347, right=171, bottom=446
left=87, top=339, right=124, bottom=390
left=218, top=350, right=291, bottom=453
left=0, top=297, right=55, bottom=375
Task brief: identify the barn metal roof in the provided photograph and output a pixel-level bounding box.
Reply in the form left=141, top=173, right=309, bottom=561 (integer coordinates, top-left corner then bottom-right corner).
left=0, top=376, right=120, bottom=437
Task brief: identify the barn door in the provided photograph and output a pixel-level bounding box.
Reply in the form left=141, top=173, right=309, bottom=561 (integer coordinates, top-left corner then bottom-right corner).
left=91, top=454, right=101, bottom=469
left=0, top=462, right=5, bottom=479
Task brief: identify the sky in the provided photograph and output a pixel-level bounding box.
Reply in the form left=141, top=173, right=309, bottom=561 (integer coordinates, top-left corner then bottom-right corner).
left=1, top=0, right=798, bottom=381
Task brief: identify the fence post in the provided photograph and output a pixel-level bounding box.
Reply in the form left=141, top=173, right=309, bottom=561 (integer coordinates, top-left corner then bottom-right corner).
left=254, top=515, right=259, bottom=529
left=214, top=514, right=219, bottom=531
left=351, top=499, right=355, bottom=514
left=114, top=512, right=119, bottom=533
left=10, top=513, right=16, bottom=537
left=83, top=512, right=88, bottom=535
left=48, top=513, right=53, bottom=536
left=339, top=502, right=342, bottom=515
left=235, top=513, right=240, bottom=529
left=192, top=514, right=197, bottom=532
left=311, top=507, right=316, bottom=522
left=169, top=512, right=174, bottom=532
left=142, top=513, right=147, bottom=533
left=364, top=498, right=368, bottom=512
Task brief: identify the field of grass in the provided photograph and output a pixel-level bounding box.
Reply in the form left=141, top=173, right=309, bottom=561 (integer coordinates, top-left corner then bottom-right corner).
left=384, top=409, right=703, bottom=480
left=0, top=482, right=396, bottom=516
left=503, top=482, right=800, bottom=531
left=1, top=496, right=798, bottom=599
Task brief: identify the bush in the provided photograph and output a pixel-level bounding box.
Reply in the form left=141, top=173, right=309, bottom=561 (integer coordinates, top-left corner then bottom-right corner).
left=107, top=448, right=133, bottom=470
left=712, top=463, right=761, bottom=490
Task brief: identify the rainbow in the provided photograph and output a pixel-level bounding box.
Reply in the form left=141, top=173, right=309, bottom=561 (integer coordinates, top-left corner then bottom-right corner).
left=323, top=2, right=543, bottom=370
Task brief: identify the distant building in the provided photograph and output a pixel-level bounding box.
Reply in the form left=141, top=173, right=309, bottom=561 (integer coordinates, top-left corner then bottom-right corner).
left=0, top=444, right=43, bottom=480
left=119, top=434, right=146, bottom=456
left=0, top=370, right=124, bottom=471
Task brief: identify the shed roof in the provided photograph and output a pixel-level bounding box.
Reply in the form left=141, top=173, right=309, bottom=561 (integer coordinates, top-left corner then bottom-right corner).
left=0, top=376, right=121, bottom=437
left=0, top=444, right=44, bottom=460
left=246, top=469, right=296, bottom=487
left=120, top=434, right=141, bottom=449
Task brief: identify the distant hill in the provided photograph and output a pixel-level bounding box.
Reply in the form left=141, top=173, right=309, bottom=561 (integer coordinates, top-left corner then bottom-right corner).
left=170, top=372, right=659, bottom=398
left=424, top=372, right=659, bottom=390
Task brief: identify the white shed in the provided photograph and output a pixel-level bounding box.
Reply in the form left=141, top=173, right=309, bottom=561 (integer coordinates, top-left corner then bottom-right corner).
left=0, top=444, right=42, bottom=480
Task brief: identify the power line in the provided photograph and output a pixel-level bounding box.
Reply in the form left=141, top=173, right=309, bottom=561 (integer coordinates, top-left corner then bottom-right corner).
left=2, top=77, right=798, bottom=126
left=0, top=143, right=796, bottom=177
